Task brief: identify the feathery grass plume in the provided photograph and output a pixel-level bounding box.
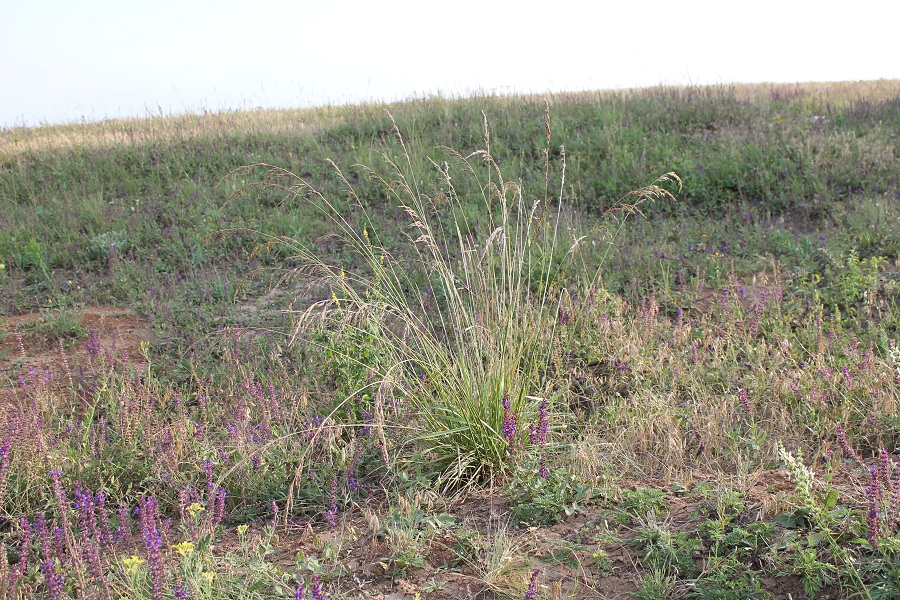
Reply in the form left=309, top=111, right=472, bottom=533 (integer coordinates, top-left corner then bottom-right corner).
left=239, top=111, right=678, bottom=489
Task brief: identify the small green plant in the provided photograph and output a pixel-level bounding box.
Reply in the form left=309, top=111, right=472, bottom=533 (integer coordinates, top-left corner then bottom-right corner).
left=34, top=308, right=85, bottom=340
left=451, top=519, right=531, bottom=596
left=88, top=229, right=131, bottom=261
left=630, top=513, right=700, bottom=578
left=775, top=543, right=837, bottom=598
left=633, top=568, right=679, bottom=600
left=619, top=487, right=669, bottom=519
left=377, top=494, right=455, bottom=577
left=17, top=237, right=53, bottom=285
left=691, top=556, right=772, bottom=600
left=505, top=462, right=591, bottom=526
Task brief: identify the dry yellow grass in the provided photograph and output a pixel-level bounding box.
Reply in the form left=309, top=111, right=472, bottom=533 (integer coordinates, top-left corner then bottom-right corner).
left=4, top=80, right=898, bottom=160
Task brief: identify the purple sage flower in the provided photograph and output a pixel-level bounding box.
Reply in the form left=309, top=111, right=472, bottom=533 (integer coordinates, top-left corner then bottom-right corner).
left=139, top=496, right=164, bottom=600
left=0, top=436, right=10, bottom=505
left=867, top=465, right=880, bottom=547
left=501, top=391, right=516, bottom=446
left=524, top=568, right=542, bottom=600
left=311, top=574, right=327, bottom=600
left=836, top=423, right=861, bottom=462
left=326, top=475, right=338, bottom=530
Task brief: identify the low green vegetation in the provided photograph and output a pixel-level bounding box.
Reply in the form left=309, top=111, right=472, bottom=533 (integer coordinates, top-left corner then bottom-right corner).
left=0, top=81, right=899, bottom=598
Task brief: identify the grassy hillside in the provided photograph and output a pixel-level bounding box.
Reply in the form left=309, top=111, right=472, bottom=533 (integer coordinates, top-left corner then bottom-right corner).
left=0, top=81, right=899, bottom=599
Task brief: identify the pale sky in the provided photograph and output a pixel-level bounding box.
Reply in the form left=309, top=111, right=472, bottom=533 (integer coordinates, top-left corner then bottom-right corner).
left=2, top=0, right=898, bottom=128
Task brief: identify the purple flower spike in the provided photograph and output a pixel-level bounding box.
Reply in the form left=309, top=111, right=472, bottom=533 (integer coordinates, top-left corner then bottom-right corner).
left=866, top=465, right=880, bottom=547
left=538, top=450, right=548, bottom=479
left=35, top=515, right=64, bottom=600
left=501, top=391, right=516, bottom=446
left=295, top=583, right=307, bottom=600
left=537, top=399, right=548, bottom=445
left=879, top=448, right=892, bottom=491
left=139, top=496, right=164, bottom=600
left=311, top=574, right=327, bottom=600
left=836, top=423, right=861, bottom=462
left=524, top=568, right=542, bottom=600
left=0, top=436, right=11, bottom=505
left=326, top=475, right=338, bottom=530
left=738, top=388, right=752, bottom=413
left=213, top=488, right=227, bottom=527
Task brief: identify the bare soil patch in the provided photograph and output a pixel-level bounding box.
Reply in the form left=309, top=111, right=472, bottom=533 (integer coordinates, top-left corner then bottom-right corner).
left=0, top=305, right=152, bottom=387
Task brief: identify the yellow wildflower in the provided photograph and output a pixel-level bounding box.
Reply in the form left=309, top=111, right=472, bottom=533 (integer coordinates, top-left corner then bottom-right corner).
left=200, top=571, right=216, bottom=583
left=122, top=555, right=145, bottom=574
left=237, top=524, right=250, bottom=536
left=173, top=541, right=195, bottom=556
left=186, top=502, right=205, bottom=518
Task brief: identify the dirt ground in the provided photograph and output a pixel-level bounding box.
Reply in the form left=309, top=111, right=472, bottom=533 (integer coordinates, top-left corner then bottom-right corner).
left=0, top=305, right=152, bottom=388
left=213, top=469, right=866, bottom=599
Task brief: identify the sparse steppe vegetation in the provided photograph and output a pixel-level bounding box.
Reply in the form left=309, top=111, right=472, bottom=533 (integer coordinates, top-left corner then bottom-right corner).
left=1, top=81, right=900, bottom=599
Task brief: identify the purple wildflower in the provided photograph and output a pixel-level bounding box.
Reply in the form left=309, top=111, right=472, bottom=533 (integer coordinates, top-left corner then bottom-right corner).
left=139, top=496, right=164, bottom=600
left=841, top=366, right=853, bottom=386
left=74, top=484, right=109, bottom=596
left=295, top=583, right=307, bottom=600
left=213, top=488, right=227, bottom=528
left=311, top=574, right=327, bottom=600
left=52, top=526, right=66, bottom=568
left=204, top=460, right=215, bottom=493
left=836, top=423, right=861, bottom=463
left=174, top=585, right=189, bottom=600
left=891, top=468, right=900, bottom=531
left=360, top=410, right=373, bottom=437
left=879, top=449, right=892, bottom=491
left=48, top=468, right=71, bottom=533
left=35, top=516, right=63, bottom=600
left=539, top=450, right=548, bottom=479
left=501, top=391, right=516, bottom=446
left=8, top=517, right=31, bottom=597
left=326, top=475, right=338, bottom=530
left=867, top=465, right=880, bottom=547
left=537, top=399, right=548, bottom=445
left=524, top=568, right=542, bottom=600
left=95, top=490, right=114, bottom=546
left=0, top=436, right=10, bottom=505
left=115, top=504, right=131, bottom=542
left=739, top=388, right=752, bottom=413
left=84, top=329, right=102, bottom=357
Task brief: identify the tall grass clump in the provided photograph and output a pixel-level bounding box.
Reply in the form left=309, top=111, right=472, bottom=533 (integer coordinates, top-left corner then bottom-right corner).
left=241, top=111, right=679, bottom=488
